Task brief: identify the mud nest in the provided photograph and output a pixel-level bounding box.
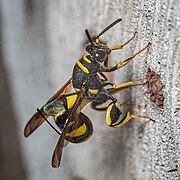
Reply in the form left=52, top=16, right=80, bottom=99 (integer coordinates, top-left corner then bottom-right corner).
left=146, top=69, right=164, bottom=107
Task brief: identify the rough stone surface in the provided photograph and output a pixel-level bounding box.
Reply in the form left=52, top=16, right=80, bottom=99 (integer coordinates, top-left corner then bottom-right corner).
left=1, top=0, right=179, bottom=180
left=146, top=69, right=164, bottom=107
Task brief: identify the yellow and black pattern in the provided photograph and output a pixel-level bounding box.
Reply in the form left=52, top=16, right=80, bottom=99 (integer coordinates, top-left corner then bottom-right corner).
left=24, top=19, right=155, bottom=169
left=59, top=92, right=77, bottom=110
left=65, top=112, right=93, bottom=143
left=72, top=55, right=101, bottom=91
left=53, top=93, right=78, bottom=128
left=111, top=112, right=132, bottom=128
left=106, top=102, right=122, bottom=126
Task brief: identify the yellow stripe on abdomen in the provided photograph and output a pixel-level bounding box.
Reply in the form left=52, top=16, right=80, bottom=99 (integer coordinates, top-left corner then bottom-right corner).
left=66, top=123, right=87, bottom=137
left=66, top=94, right=77, bottom=110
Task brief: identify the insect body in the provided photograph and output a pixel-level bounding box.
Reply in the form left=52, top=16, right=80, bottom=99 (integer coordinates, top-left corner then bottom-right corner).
left=24, top=79, right=92, bottom=143
left=72, top=19, right=151, bottom=128
left=43, top=92, right=93, bottom=143
left=24, top=18, right=154, bottom=168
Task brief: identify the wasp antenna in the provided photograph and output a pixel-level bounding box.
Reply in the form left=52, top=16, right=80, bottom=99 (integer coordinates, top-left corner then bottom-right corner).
left=36, top=108, right=61, bottom=135
left=97, top=18, right=122, bottom=38
left=85, top=29, right=93, bottom=44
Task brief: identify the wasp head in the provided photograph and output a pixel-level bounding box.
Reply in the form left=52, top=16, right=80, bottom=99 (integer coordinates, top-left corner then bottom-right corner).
left=86, top=43, right=111, bottom=62
left=85, top=18, right=122, bottom=63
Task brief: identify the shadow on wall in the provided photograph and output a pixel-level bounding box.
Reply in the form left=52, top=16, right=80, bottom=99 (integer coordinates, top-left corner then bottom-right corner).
left=0, top=9, right=26, bottom=180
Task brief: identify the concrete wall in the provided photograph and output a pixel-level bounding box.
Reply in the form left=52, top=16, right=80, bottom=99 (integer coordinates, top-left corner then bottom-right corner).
left=1, top=0, right=179, bottom=180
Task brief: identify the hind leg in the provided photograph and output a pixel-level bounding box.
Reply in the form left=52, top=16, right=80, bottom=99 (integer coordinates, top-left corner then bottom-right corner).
left=91, top=78, right=145, bottom=111
left=106, top=111, right=155, bottom=128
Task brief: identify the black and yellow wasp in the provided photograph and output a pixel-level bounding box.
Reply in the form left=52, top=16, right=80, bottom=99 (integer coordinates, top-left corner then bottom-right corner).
left=24, top=18, right=154, bottom=168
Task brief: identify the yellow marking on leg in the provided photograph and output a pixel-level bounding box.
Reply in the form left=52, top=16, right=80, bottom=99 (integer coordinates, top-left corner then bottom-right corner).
left=130, top=114, right=155, bottom=122
left=83, top=55, right=91, bottom=63
left=106, top=103, right=114, bottom=126
left=113, top=112, right=131, bottom=128
left=121, top=55, right=135, bottom=64
left=111, top=32, right=137, bottom=51
left=113, top=79, right=145, bottom=89
left=115, top=60, right=131, bottom=69
left=115, top=102, right=120, bottom=109
left=117, top=61, right=130, bottom=69
left=110, top=112, right=154, bottom=128
left=113, top=43, right=151, bottom=70
left=77, top=61, right=89, bottom=74
left=111, top=45, right=123, bottom=50
left=116, top=63, right=122, bottom=68
left=89, top=89, right=99, bottom=94
left=106, top=102, right=120, bottom=126
left=112, top=112, right=131, bottom=128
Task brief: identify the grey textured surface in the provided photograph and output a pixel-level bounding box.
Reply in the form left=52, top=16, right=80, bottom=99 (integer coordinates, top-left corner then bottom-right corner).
left=1, top=0, right=179, bottom=180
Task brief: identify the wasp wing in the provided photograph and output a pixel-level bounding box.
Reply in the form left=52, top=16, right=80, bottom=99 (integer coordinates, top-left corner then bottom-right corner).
left=51, top=110, right=81, bottom=168
left=51, top=88, right=85, bottom=168
left=24, top=108, right=48, bottom=137
left=47, top=78, right=72, bottom=103
left=24, top=78, right=72, bottom=138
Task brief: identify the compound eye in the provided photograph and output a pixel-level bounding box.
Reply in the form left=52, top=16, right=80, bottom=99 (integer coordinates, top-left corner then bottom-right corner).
left=95, top=50, right=107, bottom=62
left=85, top=44, right=92, bottom=53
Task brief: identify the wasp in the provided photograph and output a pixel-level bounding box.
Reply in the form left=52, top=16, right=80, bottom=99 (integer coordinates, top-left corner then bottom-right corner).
left=24, top=18, right=154, bottom=168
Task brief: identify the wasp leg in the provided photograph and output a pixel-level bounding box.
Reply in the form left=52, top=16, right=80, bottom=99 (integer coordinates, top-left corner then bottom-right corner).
left=107, top=78, right=146, bottom=96
left=101, top=81, right=114, bottom=87
left=107, top=111, right=155, bottom=128
left=106, top=101, right=122, bottom=126
left=91, top=89, right=122, bottom=125
left=91, top=98, right=131, bottom=111
left=110, top=32, right=137, bottom=51
left=119, top=98, right=131, bottom=106
left=99, top=72, right=108, bottom=81
left=91, top=79, right=145, bottom=111
left=112, top=78, right=146, bottom=89
left=90, top=93, right=111, bottom=111
left=103, top=42, right=151, bottom=72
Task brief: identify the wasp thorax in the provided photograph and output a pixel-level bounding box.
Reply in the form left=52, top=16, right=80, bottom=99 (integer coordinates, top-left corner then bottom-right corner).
left=43, top=101, right=66, bottom=117
left=86, top=43, right=111, bottom=62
